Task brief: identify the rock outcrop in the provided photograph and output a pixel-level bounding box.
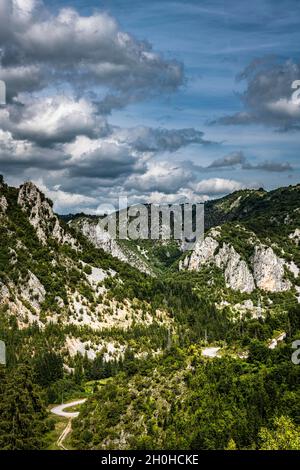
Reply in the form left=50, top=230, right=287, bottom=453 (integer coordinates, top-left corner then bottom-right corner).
left=215, top=244, right=255, bottom=293
left=251, top=246, right=291, bottom=292
left=187, top=236, right=219, bottom=270
left=18, top=182, right=77, bottom=248
left=182, top=231, right=297, bottom=294
left=71, top=217, right=153, bottom=275
left=289, top=228, right=300, bottom=246
left=286, top=261, right=300, bottom=279
left=0, top=195, right=8, bottom=214
left=181, top=234, right=255, bottom=293
left=21, top=271, right=46, bottom=310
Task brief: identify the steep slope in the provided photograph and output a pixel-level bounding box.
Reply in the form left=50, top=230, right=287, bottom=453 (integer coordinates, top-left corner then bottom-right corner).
left=181, top=225, right=299, bottom=294
left=18, top=182, right=78, bottom=248
left=67, top=204, right=186, bottom=276
left=205, top=184, right=300, bottom=237
left=69, top=215, right=154, bottom=275
left=0, top=178, right=174, bottom=372
left=181, top=185, right=300, bottom=299
left=1, top=178, right=300, bottom=450
left=68, top=185, right=300, bottom=280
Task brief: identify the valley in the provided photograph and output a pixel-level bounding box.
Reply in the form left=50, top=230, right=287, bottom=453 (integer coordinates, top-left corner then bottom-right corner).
left=0, top=177, right=299, bottom=450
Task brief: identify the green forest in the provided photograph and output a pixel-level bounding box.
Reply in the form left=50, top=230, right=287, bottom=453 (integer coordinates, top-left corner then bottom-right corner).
left=0, top=179, right=300, bottom=450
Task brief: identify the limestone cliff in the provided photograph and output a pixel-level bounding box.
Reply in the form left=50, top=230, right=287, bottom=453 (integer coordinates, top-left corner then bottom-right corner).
left=70, top=217, right=153, bottom=275
left=181, top=229, right=298, bottom=294
left=18, top=182, right=77, bottom=248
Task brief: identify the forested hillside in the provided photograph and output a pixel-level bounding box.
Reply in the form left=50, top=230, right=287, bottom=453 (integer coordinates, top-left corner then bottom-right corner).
left=0, top=177, right=299, bottom=450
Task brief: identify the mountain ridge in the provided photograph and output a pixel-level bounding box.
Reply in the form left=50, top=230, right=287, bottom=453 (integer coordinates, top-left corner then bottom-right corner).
left=1, top=176, right=300, bottom=450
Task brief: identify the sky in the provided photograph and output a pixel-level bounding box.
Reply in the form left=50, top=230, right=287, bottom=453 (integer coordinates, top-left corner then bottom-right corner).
left=0, top=0, right=299, bottom=213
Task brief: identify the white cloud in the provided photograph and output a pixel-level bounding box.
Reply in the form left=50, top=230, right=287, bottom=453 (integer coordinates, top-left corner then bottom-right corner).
left=146, top=189, right=209, bottom=204
left=63, top=135, right=146, bottom=179
left=266, top=98, right=300, bottom=118
left=33, top=180, right=97, bottom=213
left=0, top=1, right=183, bottom=110
left=126, top=161, right=194, bottom=193
left=194, top=177, right=246, bottom=195
left=5, top=95, right=106, bottom=144
left=215, top=57, right=300, bottom=130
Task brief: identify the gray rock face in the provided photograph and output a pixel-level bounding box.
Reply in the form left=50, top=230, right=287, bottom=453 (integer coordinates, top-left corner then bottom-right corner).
left=182, top=235, right=255, bottom=293
left=286, top=261, right=299, bottom=279
left=18, top=182, right=77, bottom=247
left=251, top=246, right=292, bottom=292
left=215, top=244, right=255, bottom=293
left=289, top=229, right=300, bottom=246
left=0, top=196, right=8, bottom=214
left=188, top=236, right=219, bottom=270
left=21, top=271, right=46, bottom=310
left=182, top=231, right=296, bottom=294
left=0, top=282, right=10, bottom=302
left=72, top=218, right=153, bottom=275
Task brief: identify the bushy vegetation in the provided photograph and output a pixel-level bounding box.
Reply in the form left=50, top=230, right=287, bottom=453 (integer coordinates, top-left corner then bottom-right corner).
left=72, top=334, right=300, bottom=450
left=0, top=180, right=300, bottom=450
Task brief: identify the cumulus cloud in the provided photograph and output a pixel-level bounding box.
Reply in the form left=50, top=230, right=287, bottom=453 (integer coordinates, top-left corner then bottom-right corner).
left=0, top=0, right=183, bottom=109
left=2, top=95, right=108, bottom=145
left=0, top=129, right=69, bottom=170
left=126, top=161, right=195, bottom=194
left=67, top=139, right=145, bottom=179
left=214, top=57, right=300, bottom=130
left=33, top=180, right=98, bottom=213
left=145, top=189, right=209, bottom=205
left=193, top=178, right=246, bottom=195
left=0, top=65, right=44, bottom=101
left=121, top=177, right=249, bottom=207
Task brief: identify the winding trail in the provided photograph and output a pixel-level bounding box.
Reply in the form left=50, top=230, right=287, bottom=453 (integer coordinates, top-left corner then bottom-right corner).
left=51, top=399, right=86, bottom=450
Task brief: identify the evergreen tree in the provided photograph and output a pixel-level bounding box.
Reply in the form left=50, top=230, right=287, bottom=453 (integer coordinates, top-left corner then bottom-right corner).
left=34, top=351, right=64, bottom=387
left=0, top=364, right=47, bottom=450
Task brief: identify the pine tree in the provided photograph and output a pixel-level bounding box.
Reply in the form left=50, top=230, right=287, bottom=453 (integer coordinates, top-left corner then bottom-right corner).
left=0, top=364, right=47, bottom=449
left=34, top=351, right=64, bottom=387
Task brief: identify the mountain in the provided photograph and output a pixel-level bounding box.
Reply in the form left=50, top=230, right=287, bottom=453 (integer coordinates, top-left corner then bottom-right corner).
left=0, top=177, right=299, bottom=450
left=68, top=214, right=155, bottom=275
left=68, top=185, right=300, bottom=297
left=66, top=203, right=193, bottom=276
left=0, top=178, right=173, bottom=367
left=181, top=185, right=300, bottom=295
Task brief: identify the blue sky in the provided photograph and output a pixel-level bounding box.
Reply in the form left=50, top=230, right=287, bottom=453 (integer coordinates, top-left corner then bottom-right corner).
left=0, top=0, right=299, bottom=212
